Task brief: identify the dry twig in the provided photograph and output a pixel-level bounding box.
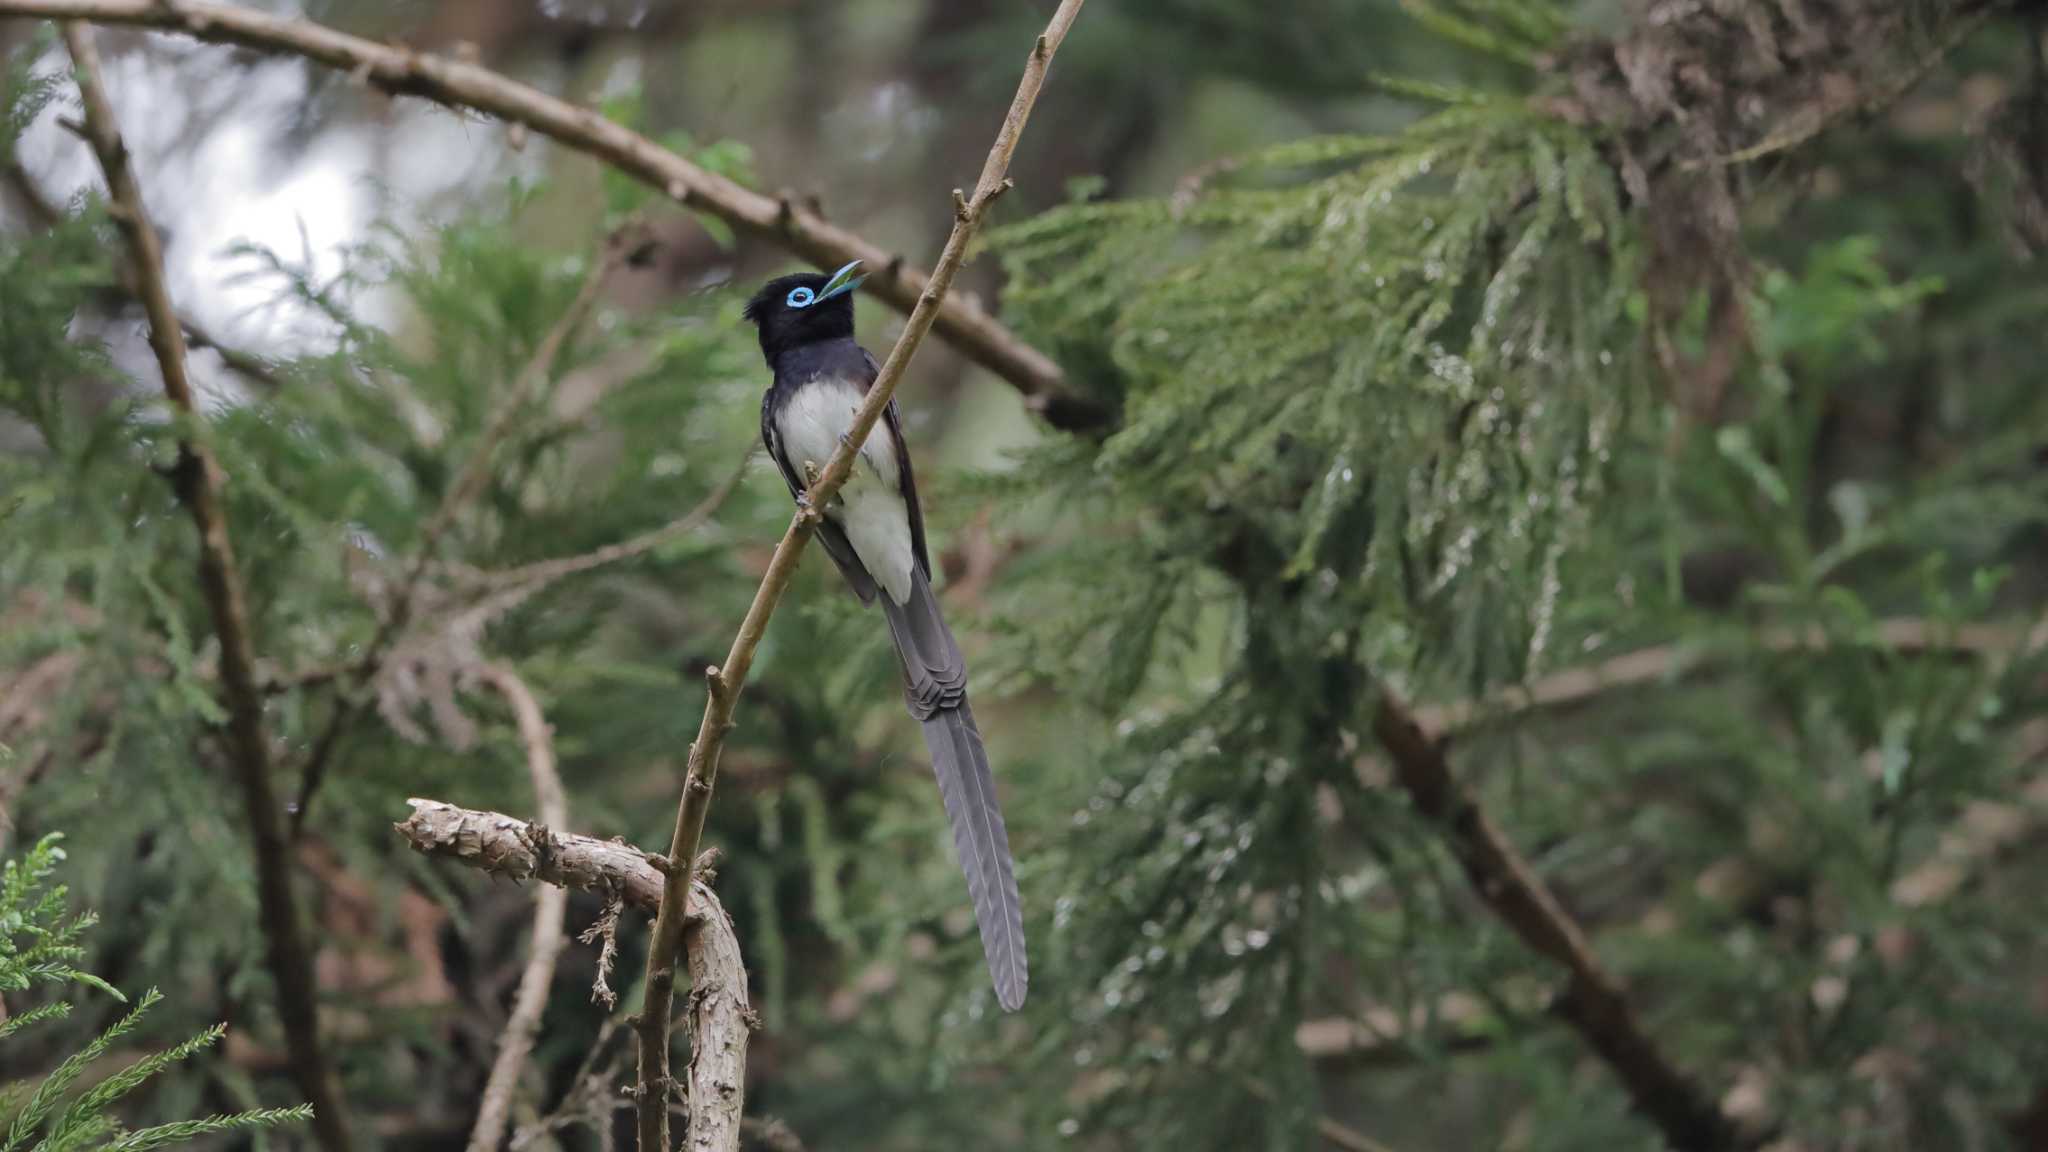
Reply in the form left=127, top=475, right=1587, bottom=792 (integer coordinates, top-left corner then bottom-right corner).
left=465, top=664, right=570, bottom=1152
left=397, top=799, right=668, bottom=910
left=0, top=0, right=1106, bottom=431
left=628, top=6, right=1085, bottom=1149
left=59, top=22, right=352, bottom=1152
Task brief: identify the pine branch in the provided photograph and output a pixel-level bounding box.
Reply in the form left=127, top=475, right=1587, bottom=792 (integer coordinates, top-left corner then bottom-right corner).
left=0, top=0, right=1106, bottom=432
left=290, top=224, right=638, bottom=834
left=98, top=1106, right=315, bottom=1152
left=391, top=801, right=748, bottom=1152
left=1370, top=687, right=1742, bottom=1152
left=57, top=25, right=349, bottom=1152
left=628, top=5, right=1084, bottom=1149
left=464, top=665, right=570, bottom=1152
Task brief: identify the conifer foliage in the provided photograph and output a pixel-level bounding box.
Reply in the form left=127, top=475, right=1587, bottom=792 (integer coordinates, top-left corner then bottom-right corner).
left=0, top=835, right=310, bottom=1152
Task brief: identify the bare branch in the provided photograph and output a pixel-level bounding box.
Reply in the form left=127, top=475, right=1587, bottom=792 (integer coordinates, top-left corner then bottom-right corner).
left=0, top=0, right=1107, bottom=432
left=475, top=444, right=754, bottom=592
left=292, top=226, right=637, bottom=832
left=59, top=22, right=352, bottom=1152
left=392, top=801, right=749, bottom=1152
left=397, top=799, right=667, bottom=911
left=465, top=665, right=570, bottom=1152
left=629, top=4, right=1086, bottom=1148
left=1416, top=617, right=2048, bottom=735
left=1370, top=687, right=1740, bottom=1152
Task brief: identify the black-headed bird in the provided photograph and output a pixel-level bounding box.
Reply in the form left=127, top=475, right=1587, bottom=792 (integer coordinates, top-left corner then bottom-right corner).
left=743, top=261, right=1027, bottom=1012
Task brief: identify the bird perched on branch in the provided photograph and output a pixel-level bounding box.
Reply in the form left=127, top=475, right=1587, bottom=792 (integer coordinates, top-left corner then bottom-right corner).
left=744, top=261, right=1027, bottom=1012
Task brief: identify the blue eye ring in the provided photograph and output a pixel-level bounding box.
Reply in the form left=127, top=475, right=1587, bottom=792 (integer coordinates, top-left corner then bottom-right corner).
left=785, top=286, right=817, bottom=309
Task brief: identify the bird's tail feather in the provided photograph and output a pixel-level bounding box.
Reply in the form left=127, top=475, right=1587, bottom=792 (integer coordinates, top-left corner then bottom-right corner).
left=881, top=570, right=1028, bottom=1011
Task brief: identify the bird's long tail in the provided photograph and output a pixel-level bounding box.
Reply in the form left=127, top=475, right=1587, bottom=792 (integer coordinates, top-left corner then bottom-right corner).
left=879, top=568, right=1028, bottom=1011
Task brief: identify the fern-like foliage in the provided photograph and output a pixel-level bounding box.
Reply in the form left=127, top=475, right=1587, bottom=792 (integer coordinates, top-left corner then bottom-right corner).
left=994, top=89, right=1636, bottom=697
left=0, top=836, right=310, bottom=1152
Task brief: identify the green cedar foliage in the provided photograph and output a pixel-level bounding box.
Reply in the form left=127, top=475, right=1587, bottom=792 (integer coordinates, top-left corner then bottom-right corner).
left=0, top=835, right=311, bottom=1152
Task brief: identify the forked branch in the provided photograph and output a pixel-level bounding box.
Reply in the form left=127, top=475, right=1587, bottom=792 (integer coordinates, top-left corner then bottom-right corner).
left=394, top=800, right=749, bottom=1152
left=629, top=4, right=1087, bottom=1150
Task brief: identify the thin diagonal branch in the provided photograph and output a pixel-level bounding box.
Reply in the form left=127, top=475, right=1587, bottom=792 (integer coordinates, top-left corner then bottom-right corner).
left=393, top=801, right=749, bottom=1152
left=290, top=228, right=637, bottom=834
left=1415, top=616, right=2048, bottom=735
left=258, top=446, right=750, bottom=701
left=631, top=5, right=1085, bottom=1150
left=59, top=23, right=352, bottom=1152
left=465, top=665, right=570, bottom=1152
left=1370, top=687, right=1740, bottom=1152
left=474, top=443, right=754, bottom=592
left=0, top=0, right=1107, bottom=432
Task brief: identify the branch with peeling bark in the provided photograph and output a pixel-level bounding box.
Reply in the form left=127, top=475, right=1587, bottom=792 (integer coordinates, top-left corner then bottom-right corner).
left=59, top=23, right=353, bottom=1152
left=629, top=6, right=1084, bottom=1150
left=394, top=800, right=751, bottom=1152
left=0, top=0, right=1107, bottom=432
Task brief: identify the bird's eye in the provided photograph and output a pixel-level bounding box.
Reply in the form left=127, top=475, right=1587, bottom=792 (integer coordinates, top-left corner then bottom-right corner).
left=785, top=286, right=816, bottom=309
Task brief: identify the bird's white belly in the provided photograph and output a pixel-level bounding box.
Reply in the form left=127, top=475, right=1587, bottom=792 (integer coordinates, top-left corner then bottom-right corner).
left=780, top=377, right=915, bottom=605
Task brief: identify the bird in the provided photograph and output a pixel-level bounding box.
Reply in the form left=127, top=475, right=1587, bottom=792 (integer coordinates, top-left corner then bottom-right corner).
left=743, top=260, right=1028, bottom=1012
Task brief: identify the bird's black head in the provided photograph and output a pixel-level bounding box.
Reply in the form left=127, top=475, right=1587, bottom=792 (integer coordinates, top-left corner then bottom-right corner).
left=742, top=260, right=865, bottom=364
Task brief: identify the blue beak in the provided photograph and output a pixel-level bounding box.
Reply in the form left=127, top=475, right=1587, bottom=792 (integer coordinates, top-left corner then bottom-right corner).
left=817, top=260, right=865, bottom=302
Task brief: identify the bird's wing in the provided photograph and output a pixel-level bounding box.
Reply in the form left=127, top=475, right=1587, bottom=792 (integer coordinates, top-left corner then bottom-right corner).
left=862, top=347, right=932, bottom=578
left=761, top=384, right=878, bottom=603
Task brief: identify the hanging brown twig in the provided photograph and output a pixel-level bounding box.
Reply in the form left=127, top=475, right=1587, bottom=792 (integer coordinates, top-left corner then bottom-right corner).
left=464, top=664, right=570, bottom=1152
left=58, top=22, right=353, bottom=1152
left=290, top=226, right=643, bottom=833
left=626, top=4, right=1085, bottom=1149
left=0, top=0, right=1108, bottom=433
